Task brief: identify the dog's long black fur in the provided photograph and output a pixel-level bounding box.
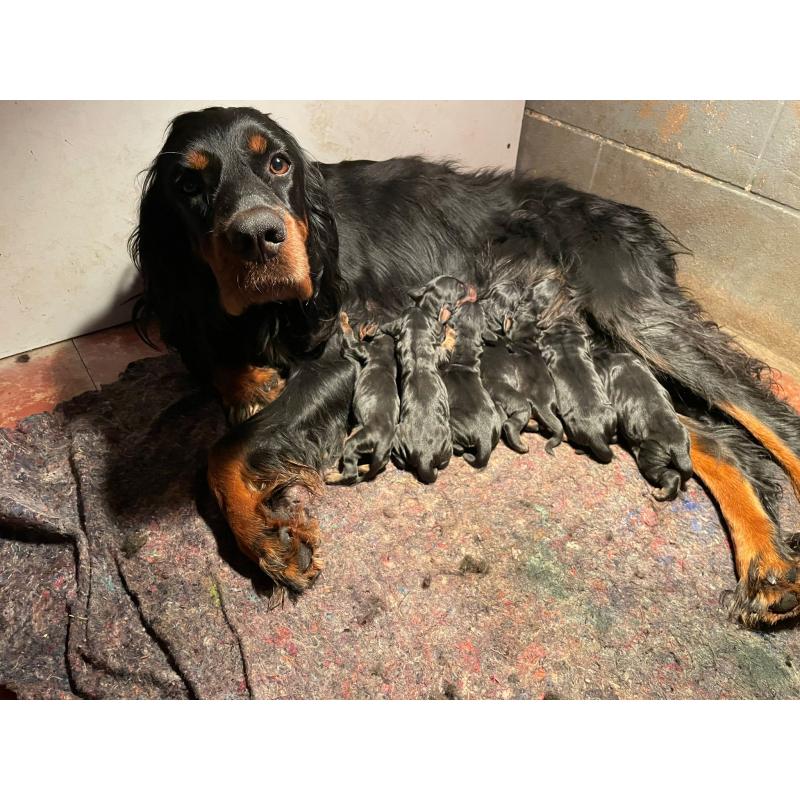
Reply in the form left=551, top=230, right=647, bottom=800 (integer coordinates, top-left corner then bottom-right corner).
left=409, top=275, right=475, bottom=320
left=130, top=106, right=800, bottom=622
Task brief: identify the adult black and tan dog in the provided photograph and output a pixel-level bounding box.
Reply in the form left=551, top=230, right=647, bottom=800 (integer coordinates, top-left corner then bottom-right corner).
left=131, top=105, right=800, bottom=626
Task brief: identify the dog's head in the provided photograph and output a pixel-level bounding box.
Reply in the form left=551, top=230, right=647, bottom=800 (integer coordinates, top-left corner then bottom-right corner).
left=130, top=107, right=340, bottom=351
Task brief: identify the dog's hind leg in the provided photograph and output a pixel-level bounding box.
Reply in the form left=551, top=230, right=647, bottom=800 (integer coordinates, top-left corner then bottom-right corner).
left=681, top=415, right=800, bottom=627
left=718, top=401, right=800, bottom=502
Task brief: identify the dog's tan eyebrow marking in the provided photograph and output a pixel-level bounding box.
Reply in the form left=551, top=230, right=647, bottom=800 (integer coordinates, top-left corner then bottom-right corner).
left=185, top=150, right=209, bottom=170
left=248, top=133, right=268, bottom=154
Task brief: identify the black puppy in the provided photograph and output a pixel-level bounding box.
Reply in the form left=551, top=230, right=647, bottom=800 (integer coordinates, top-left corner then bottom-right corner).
left=480, top=281, right=563, bottom=453
left=480, top=336, right=535, bottom=454
left=326, top=314, right=400, bottom=484
left=593, top=343, right=693, bottom=499
left=384, top=306, right=453, bottom=483
left=442, top=301, right=502, bottom=467
left=530, top=279, right=616, bottom=462
left=503, top=296, right=564, bottom=454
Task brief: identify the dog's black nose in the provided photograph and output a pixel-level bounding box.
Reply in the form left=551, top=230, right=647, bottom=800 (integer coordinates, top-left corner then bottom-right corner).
left=226, top=208, right=286, bottom=261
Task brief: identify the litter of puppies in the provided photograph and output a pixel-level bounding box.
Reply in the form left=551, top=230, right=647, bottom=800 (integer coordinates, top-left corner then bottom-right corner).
left=324, top=271, right=692, bottom=496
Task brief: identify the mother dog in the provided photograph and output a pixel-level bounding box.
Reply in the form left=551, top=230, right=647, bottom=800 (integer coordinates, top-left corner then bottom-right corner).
left=130, top=106, right=800, bottom=626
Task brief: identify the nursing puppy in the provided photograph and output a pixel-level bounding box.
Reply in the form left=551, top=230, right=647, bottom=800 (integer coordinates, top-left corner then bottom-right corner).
left=383, top=305, right=453, bottom=483
left=593, top=343, right=693, bottom=499
left=443, top=301, right=502, bottom=467
left=326, top=314, right=400, bottom=484
left=480, top=335, right=535, bottom=454
left=504, top=300, right=564, bottom=454
left=480, top=281, right=563, bottom=453
left=530, top=279, right=616, bottom=462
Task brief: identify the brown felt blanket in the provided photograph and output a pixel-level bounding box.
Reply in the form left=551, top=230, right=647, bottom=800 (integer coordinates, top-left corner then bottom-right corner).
left=2, top=354, right=799, bottom=698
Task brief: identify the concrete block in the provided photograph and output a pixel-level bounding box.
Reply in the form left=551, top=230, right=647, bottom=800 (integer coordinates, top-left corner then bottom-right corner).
left=589, top=145, right=800, bottom=365
left=516, top=114, right=601, bottom=186
left=526, top=101, right=780, bottom=189
left=751, top=101, right=800, bottom=211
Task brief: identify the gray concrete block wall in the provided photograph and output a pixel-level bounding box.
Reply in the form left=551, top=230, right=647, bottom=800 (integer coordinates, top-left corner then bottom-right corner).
left=516, top=101, right=800, bottom=369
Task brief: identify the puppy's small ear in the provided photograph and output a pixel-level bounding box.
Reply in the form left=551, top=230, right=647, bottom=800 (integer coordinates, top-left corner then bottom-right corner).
left=503, top=316, right=513, bottom=334
left=408, top=286, right=426, bottom=303
left=359, top=321, right=379, bottom=340
left=347, top=342, right=370, bottom=366
left=339, top=311, right=353, bottom=335
left=437, top=324, right=457, bottom=367
left=380, top=319, right=401, bottom=339
left=457, top=284, right=478, bottom=306
left=437, top=332, right=456, bottom=368
left=438, top=306, right=452, bottom=324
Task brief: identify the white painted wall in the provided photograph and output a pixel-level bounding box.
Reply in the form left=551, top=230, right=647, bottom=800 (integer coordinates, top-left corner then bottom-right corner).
left=0, top=101, right=524, bottom=358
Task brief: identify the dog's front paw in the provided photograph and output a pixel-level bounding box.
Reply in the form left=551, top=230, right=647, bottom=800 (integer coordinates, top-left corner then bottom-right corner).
left=253, top=515, right=322, bottom=593
left=730, top=553, right=800, bottom=627
left=253, top=484, right=323, bottom=591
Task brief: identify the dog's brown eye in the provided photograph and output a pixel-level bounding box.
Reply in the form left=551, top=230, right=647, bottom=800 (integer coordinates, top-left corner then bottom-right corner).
left=269, top=154, right=290, bottom=175
left=178, top=173, right=202, bottom=195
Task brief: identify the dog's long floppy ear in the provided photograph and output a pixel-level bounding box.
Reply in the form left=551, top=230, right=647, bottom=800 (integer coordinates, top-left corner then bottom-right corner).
left=129, top=156, right=220, bottom=378
left=302, top=158, right=341, bottom=336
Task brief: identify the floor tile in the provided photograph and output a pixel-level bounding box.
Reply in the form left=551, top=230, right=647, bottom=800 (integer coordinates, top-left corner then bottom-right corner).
left=73, top=322, right=163, bottom=387
left=0, top=340, right=95, bottom=428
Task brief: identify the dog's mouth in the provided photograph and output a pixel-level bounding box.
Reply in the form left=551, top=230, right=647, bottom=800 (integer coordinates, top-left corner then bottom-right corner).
left=238, top=258, right=296, bottom=293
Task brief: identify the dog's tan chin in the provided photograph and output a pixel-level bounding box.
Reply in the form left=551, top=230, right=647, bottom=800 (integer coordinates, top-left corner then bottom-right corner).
left=218, top=274, right=314, bottom=316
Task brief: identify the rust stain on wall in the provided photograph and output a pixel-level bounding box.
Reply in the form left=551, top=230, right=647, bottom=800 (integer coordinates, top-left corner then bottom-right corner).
left=659, top=102, right=689, bottom=142
left=638, top=100, right=655, bottom=119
